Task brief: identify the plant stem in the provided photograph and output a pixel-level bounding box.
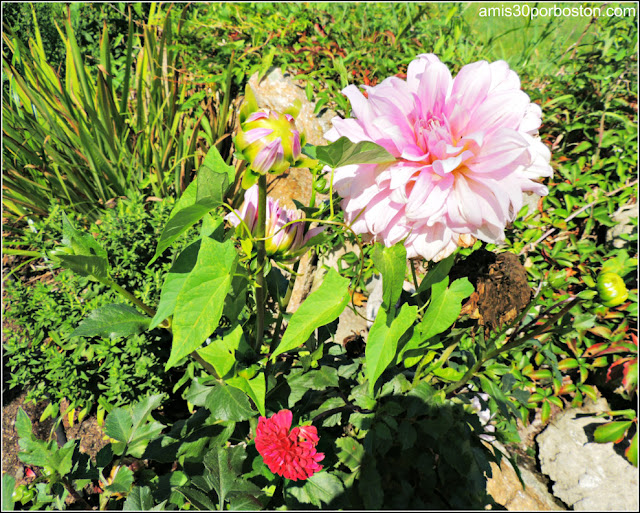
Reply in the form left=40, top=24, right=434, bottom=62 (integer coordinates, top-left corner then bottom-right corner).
left=61, top=477, right=93, bottom=510
left=270, top=260, right=301, bottom=355
left=105, top=279, right=156, bottom=317
left=443, top=296, right=580, bottom=396
left=255, top=175, right=268, bottom=351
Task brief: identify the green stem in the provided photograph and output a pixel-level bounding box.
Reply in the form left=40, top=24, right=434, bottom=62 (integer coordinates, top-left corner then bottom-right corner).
left=105, top=279, right=156, bottom=317
left=255, top=175, right=268, bottom=351
left=443, top=296, right=580, bottom=396
left=270, top=259, right=301, bottom=355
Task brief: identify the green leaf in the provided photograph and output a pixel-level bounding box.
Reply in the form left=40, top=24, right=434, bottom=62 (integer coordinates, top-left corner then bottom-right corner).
left=166, top=238, right=238, bottom=370
left=2, top=474, right=16, bottom=512
left=593, top=420, right=633, bottom=444
left=416, top=253, right=455, bottom=295
left=227, top=369, right=266, bottom=417
left=56, top=254, right=110, bottom=280
left=366, top=304, right=417, bottom=395
left=205, top=384, right=255, bottom=422
left=315, top=137, right=395, bottom=168
left=15, top=408, right=33, bottom=440
left=418, top=277, right=474, bottom=341
left=625, top=430, right=637, bottom=467
left=176, top=486, right=218, bottom=511
left=55, top=213, right=110, bottom=280
left=285, top=472, right=345, bottom=508
left=272, top=269, right=350, bottom=360
left=104, top=465, right=134, bottom=494
left=196, top=145, right=235, bottom=204
left=123, top=486, right=153, bottom=511
left=103, top=395, right=165, bottom=457
left=197, top=325, right=246, bottom=379
left=71, top=304, right=150, bottom=339
left=371, top=242, right=406, bottom=310
left=203, top=445, right=261, bottom=509
left=150, top=147, right=233, bottom=264
left=149, top=239, right=201, bottom=330
left=335, top=437, right=364, bottom=472
left=359, top=455, right=383, bottom=509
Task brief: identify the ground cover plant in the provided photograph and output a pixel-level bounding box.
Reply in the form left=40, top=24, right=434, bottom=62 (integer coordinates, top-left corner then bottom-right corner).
left=2, top=2, right=637, bottom=510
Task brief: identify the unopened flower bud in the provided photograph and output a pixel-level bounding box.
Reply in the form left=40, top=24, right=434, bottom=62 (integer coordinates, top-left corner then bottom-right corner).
left=226, top=185, right=323, bottom=262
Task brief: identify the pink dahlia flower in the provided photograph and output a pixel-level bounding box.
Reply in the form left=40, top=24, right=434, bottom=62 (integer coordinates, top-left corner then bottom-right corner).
left=255, top=409, right=324, bottom=481
left=325, top=54, right=553, bottom=261
left=226, top=185, right=324, bottom=262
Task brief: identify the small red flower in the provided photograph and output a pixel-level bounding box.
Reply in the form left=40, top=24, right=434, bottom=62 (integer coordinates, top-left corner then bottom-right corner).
left=255, top=410, right=324, bottom=481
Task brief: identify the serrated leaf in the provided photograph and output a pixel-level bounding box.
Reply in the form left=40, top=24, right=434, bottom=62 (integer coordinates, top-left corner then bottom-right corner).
left=176, top=486, right=218, bottom=511
left=71, top=304, right=150, bottom=339
left=15, top=408, right=33, bottom=440
left=366, top=304, right=417, bottom=395
left=123, top=486, right=157, bottom=510
left=285, top=472, right=344, bottom=508
left=371, top=242, right=406, bottom=310
left=56, top=254, right=110, bottom=280
left=196, top=144, right=235, bottom=203
left=272, top=269, right=350, bottom=360
left=205, top=384, right=255, bottom=421
left=625, top=430, right=637, bottom=467
left=166, top=238, right=237, bottom=369
left=103, top=395, right=165, bottom=457
left=315, top=137, right=395, bottom=168
left=203, top=445, right=260, bottom=509
left=335, top=437, right=364, bottom=472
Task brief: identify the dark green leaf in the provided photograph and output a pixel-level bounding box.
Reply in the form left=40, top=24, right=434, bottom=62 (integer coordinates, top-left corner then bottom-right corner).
left=71, top=304, right=150, bottom=339
left=204, top=384, right=255, bottom=422
left=285, top=472, right=345, bottom=508
left=366, top=304, right=417, bottom=395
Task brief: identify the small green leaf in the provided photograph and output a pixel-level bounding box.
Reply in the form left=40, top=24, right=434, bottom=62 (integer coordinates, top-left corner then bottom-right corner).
left=104, top=465, right=134, bottom=494
left=285, top=472, right=344, bottom=508
left=335, top=437, right=364, bottom=472
left=15, top=408, right=33, bottom=440
left=625, top=430, right=637, bottom=467
left=371, top=242, right=407, bottom=310
left=71, top=304, right=150, bottom=339
left=205, top=384, right=255, bottom=422
left=416, top=253, right=455, bottom=295
left=593, top=420, right=633, bottom=444
left=315, top=137, right=395, bottom=168
left=366, top=304, right=417, bottom=395
left=272, top=269, right=350, bottom=360
left=196, top=145, right=235, bottom=204
left=123, top=486, right=151, bottom=510
left=227, top=369, right=266, bottom=417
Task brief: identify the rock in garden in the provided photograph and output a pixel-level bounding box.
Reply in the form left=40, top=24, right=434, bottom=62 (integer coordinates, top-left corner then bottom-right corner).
left=537, top=398, right=639, bottom=511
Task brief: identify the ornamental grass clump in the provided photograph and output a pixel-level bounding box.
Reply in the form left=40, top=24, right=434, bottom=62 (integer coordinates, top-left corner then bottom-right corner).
left=326, top=53, right=553, bottom=261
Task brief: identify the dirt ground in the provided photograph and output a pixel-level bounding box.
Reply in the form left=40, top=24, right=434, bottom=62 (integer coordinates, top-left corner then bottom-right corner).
left=2, top=390, right=108, bottom=487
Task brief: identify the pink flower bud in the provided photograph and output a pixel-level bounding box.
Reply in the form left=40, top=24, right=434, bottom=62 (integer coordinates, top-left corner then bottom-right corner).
left=226, top=185, right=324, bottom=262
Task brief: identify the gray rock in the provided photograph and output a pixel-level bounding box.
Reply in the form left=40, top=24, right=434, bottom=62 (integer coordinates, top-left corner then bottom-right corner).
left=607, top=202, right=638, bottom=249
left=537, top=398, right=639, bottom=511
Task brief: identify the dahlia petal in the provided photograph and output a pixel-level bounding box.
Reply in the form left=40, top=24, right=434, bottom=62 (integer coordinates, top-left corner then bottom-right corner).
left=448, top=60, right=491, bottom=116
left=416, top=58, right=452, bottom=118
